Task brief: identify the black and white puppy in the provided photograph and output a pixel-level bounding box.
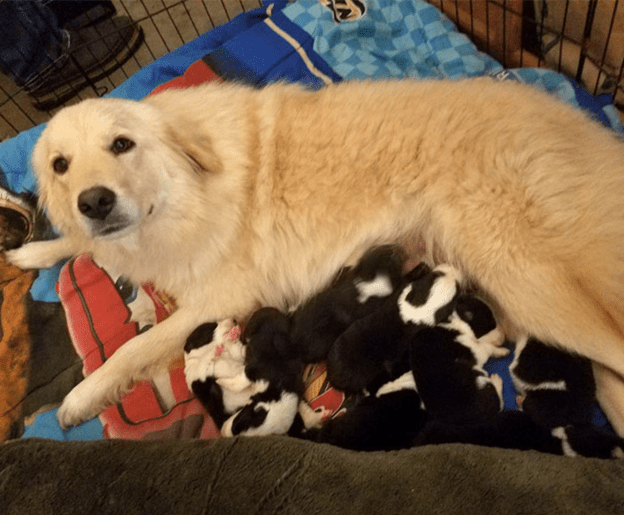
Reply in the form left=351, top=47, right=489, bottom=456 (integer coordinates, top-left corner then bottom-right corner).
left=323, top=262, right=437, bottom=394
left=510, top=335, right=596, bottom=427
left=509, top=335, right=624, bottom=458
left=302, top=372, right=428, bottom=451
left=184, top=319, right=255, bottom=429
left=290, top=244, right=408, bottom=363
left=413, top=335, right=624, bottom=459
left=223, top=307, right=304, bottom=437
left=184, top=311, right=321, bottom=437
left=400, top=267, right=509, bottom=425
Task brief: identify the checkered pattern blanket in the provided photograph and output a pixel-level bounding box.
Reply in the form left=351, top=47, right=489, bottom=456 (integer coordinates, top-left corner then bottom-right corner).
left=282, top=0, right=622, bottom=130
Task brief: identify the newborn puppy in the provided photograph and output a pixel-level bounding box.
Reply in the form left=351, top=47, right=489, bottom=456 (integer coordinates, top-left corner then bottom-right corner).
left=414, top=331, right=624, bottom=459
left=302, top=372, right=428, bottom=452
left=510, top=335, right=598, bottom=428
left=408, top=306, right=507, bottom=425
left=290, top=244, right=406, bottom=363
left=185, top=310, right=319, bottom=437
left=221, top=307, right=308, bottom=437
left=326, top=264, right=461, bottom=394
left=183, top=319, right=254, bottom=428
left=399, top=267, right=509, bottom=425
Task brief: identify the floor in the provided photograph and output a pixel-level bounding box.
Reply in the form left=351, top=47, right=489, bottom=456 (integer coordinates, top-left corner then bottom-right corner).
left=0, top=0, right=262, bottom=140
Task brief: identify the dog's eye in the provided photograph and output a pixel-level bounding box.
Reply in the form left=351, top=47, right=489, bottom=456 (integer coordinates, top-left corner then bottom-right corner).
left=52, top=157, right=69, bottom=174
left=111, top=137, right=135, bottom=155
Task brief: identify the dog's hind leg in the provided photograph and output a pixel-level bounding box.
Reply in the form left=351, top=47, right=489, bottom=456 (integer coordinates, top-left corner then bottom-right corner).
left=479, top=259, right=624, bottom=436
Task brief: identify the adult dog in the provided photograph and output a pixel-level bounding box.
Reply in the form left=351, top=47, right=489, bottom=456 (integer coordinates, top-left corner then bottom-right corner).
left=8, top=78, right=624, bottom=434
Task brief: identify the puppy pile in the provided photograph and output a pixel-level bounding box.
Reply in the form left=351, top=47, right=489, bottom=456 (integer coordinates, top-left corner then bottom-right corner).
left=184, top=246, right=624, bottom=459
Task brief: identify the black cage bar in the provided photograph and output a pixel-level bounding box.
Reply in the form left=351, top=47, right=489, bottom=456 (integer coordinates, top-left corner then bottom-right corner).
left=1, top=0, right=622, bottom=141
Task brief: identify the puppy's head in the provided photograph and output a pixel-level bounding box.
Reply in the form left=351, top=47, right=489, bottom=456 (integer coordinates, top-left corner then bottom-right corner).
left=31, top=95, right=222, bottom=241
left=242, top=307, right=295, bottom=381
left=398, top=264, right=463, bottom=327
left=455, top=295, right=506, bottom=346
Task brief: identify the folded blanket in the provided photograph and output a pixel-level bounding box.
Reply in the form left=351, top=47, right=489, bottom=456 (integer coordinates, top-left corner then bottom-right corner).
left=1, top=437, right=623, bottom=514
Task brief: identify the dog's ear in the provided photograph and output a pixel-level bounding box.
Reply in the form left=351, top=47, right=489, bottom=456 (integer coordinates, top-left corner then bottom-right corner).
left=164, top=124, right=223, bottom=175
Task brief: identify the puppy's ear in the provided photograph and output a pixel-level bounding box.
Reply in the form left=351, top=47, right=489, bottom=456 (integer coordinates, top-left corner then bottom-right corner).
left=164, top=124, right=223, bottom=175
left=184, top=322, right=218, bottom=353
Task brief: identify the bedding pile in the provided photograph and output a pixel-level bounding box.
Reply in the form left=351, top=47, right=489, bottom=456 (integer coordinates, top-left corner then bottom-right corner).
left=0, top=1, right=624, bottom=510
left=2, top=436, right=624, bottom=515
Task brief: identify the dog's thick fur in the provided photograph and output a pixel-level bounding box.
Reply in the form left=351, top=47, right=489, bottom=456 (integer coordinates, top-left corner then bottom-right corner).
left=8, top=78, right=624, bottom=433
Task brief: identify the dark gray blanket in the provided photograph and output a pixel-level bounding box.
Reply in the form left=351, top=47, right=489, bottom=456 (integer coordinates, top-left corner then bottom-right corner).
left=1, top=437, right=624, bottom=514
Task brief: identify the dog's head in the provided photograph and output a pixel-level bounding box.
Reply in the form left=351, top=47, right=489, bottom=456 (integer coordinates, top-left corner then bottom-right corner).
left=31, top=92, right=224, bottom=242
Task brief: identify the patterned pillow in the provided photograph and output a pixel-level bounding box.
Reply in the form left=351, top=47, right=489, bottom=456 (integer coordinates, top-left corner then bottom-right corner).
left=57, top=255, right=221, bottom=440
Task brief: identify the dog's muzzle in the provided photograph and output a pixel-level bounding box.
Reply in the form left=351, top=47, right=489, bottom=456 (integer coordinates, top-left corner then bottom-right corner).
left=78, top=186, right=116, bottom=221
left=77, top=186, right=133, bottom=237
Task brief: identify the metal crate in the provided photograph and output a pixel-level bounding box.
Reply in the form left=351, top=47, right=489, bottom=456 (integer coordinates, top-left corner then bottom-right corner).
left=1, top=0, right=622, bottom=141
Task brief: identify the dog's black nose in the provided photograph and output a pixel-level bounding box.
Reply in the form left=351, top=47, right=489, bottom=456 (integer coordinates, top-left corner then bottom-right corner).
left=77, top=187, right=116, bottom=220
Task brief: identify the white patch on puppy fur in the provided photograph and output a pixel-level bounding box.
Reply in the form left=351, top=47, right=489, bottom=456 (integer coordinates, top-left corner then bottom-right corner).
left=376, top=372, right=417, bottom=397
left=442, top=312, right=510, bottom=367
left=398, top=265, right=462, bottom=327
left=298, top=401, right=328, bottom=429
left=509, top=335, right=567, bottom=396
left=355, top=273, right=394, bottom=304
left=220, top=391, right=299, bottom=437
left=552, top=427, right=578, bottom=457
left=478, top=326, right=506, bottom=348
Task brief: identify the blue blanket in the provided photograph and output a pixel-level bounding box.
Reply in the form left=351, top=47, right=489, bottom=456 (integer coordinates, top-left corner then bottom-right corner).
left=4, top=0, right=618, bottom=440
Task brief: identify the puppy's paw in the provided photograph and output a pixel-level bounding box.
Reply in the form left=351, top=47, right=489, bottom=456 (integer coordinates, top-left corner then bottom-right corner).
left=6, top=241, right=62, bottom=270
left=490, top=346, right=511, bottom=359
left=479, top=327, right=507, bottom=348
left=490, top=373, right=504, bottom=392
left=298, top=401, right=330, bottom=429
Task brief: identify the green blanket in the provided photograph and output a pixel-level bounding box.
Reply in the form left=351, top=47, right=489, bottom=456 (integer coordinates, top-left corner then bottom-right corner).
left=1, top=437, right=623, bottom=514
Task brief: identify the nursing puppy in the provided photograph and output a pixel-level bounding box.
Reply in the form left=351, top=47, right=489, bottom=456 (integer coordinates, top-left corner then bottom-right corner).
left=325, top=263, right=456, bottom=394
left=407, top=300, right=508, bottom=425
left=510, top=335, right=598, bottom=428
left=290, top=244, right=406, bottom=363
left=397, top=265, right=507, bottom=424
left=302, top=373, right=428, bottom=452
left=184, top=319, right=253, bottom=429
left=8, top=78, right=624, bottom=434
left=185, top=309, right=316, bottom=437
left=226, top=307, right=304, bottom=437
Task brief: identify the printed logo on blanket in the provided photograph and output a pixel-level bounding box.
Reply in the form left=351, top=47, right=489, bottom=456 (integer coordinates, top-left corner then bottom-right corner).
left=322, top=0, right=366, bottom=23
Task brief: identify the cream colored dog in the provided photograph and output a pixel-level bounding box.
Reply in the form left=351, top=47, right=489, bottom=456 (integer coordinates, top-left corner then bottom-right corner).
left=8, top=78, right=624, bottom=435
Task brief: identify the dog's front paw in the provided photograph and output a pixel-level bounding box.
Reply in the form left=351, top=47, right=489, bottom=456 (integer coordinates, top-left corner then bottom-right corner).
left=6, top=241, right=62, bottom=270
left=56, top=377, right=115, bottom=429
